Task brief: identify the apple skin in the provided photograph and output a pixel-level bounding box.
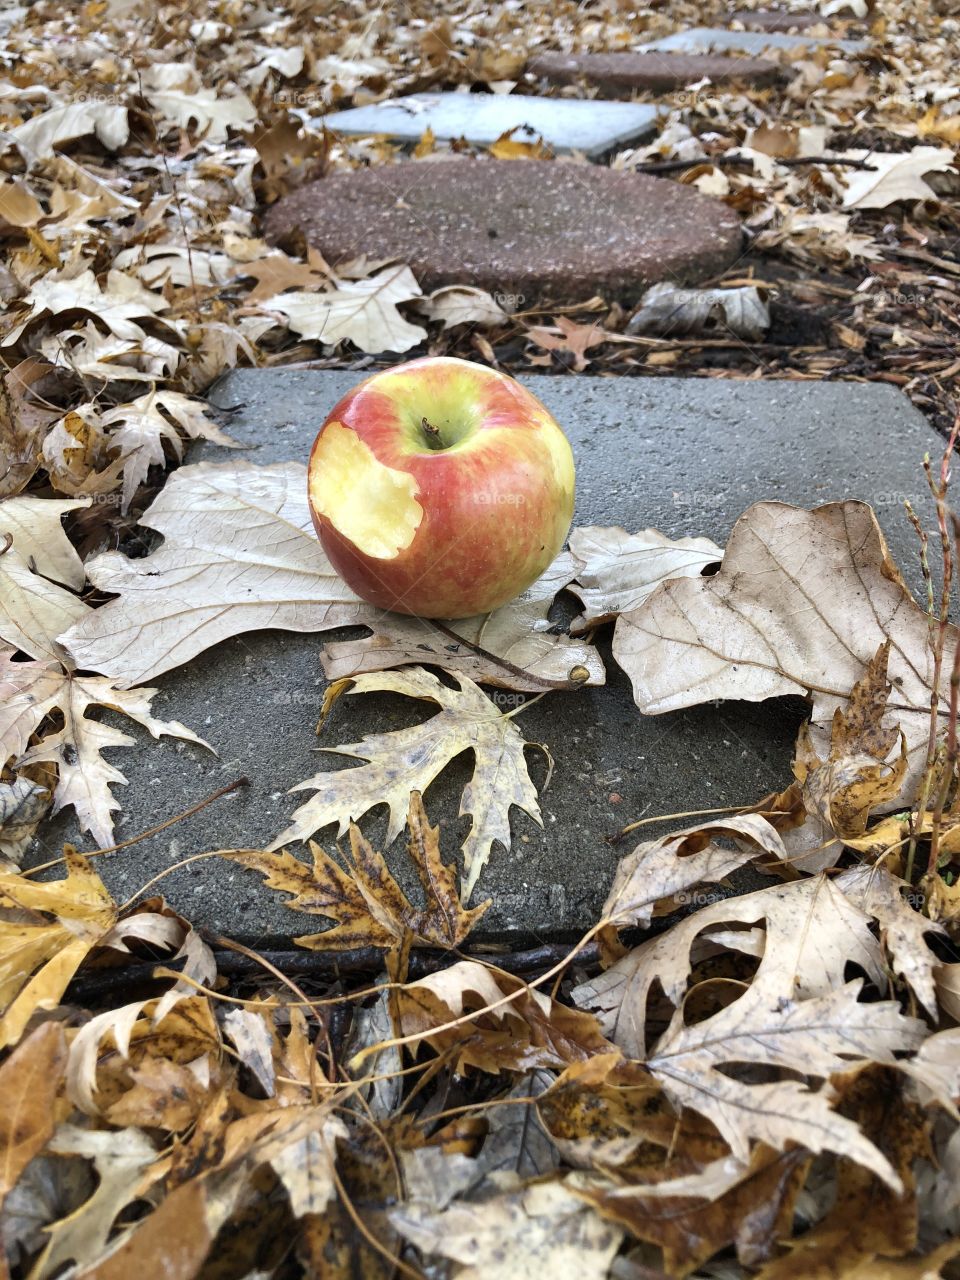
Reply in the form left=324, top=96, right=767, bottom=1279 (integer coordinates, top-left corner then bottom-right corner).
left=307, top=356, right=575, bottom=618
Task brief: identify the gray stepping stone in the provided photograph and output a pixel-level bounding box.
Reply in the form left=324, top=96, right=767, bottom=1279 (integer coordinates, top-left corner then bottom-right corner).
left=527, top=50, right=784, bottom=94
left=730, top=8, right=823, bottom=31
left=264, top=160, right=743, bottom=307
left=319, top=92, right=660, bottom=159
left=30, top=372, right=939, bottom=946
left=643, top=26, right=867, bottom=54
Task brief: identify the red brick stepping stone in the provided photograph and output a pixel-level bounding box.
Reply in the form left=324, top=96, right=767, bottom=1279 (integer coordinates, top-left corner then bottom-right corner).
left=730, top=8, right=822, bottom=31
left=264, top=159, right=742, bottom=306
left=527, top=50, right=783, bottom=94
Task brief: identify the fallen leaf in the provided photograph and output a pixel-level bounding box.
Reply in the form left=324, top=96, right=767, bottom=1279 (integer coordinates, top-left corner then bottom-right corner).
left=488, top=127, right=553, bottom=160
left=391, top=1178, right=623, bottom=1280
left=839, top=146, right=956, bottom=209
left=0, top=495, right=91, bottom=590
left=320, top=550, right=605, bottom=690
left=222, top=1008, right=276, bottom=1096
left=143, top=87, right=256, bottom=142
left=0, top=775, right=51, bottom=866
left=613, top=501, right=955, bottom=812
left=0, top=646, right=209, bottom=847
left=261, top=263, right=427, bottom=354
left=0, top=1023, right=67, bottom=1205
left=229, top=791, right=490, bottom=950
left=59, top=460, right=370, bottom=687
left=3, top=269, right=173, bottom=348
left=414, top=285, right=509, bottom=329
left=526, top=317, right=608, bottom=371
left=8, top=101, right=129, bottom=160
left=627, top=282, right=771, bottom=340
left=231, top=247, right=331, bottom=303
left=568, top=525, right=722, bottom=630
left=270, top=667, right=544, bottom=899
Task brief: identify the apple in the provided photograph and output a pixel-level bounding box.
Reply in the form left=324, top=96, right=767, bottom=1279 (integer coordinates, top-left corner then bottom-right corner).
left=307, top=356, right=575, bottom=618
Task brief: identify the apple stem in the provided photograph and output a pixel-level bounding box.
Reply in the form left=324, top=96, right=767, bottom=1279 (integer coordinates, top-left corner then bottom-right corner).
left=421, top=415, right=444, bottom=448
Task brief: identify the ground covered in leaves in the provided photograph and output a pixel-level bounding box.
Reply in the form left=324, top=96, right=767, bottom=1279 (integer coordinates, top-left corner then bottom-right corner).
left=4, top=0, right=960, bottom=1277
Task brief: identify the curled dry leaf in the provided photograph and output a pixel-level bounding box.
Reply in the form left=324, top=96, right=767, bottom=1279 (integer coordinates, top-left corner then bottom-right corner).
left=59, top=461, right=370, bottom=687
left=626, top=282, right=770, bottom=341
left=271, top=667, right=544, bottom=900
left=229, top=791, right=490, bottom=952
left=415, top=285, right=510, bottom=329
left=0, top=775, right=51, bottom=867
left=3, top=269, right=172, bottom=348
left=261, top=263, right=427, bottom=354
left=320, top=550, right=605, bottom=690
left=0, top=646, right=210, bottom=847
left=839, top=146, right=957, bottom=209
left=8, top=101, right=130, bottom=160
left=568, top=524, right=723, bottom=631
left=613, top=501, right=953, bottom=812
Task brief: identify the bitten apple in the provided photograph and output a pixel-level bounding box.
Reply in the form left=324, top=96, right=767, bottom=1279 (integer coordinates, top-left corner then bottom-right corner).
left=307, top=356, right=575, bottom=618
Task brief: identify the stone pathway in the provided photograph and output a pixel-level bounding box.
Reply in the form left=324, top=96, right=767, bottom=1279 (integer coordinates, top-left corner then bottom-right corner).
left=731, top=8, right=822, bottom=31
left=264, top=160, right=742, bottom=305
left=643, top=26, right=867, bottom=55
left=30, top=373, right=940, bottom=944
left=527, top=50, right=783, bottom=94
left=320, top=92, right=660, bottom=159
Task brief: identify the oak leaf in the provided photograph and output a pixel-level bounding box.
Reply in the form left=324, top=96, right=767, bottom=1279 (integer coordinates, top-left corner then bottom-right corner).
left=270, top=667, right=544, bottom=899
left=613, top=501, right=954, bottom=812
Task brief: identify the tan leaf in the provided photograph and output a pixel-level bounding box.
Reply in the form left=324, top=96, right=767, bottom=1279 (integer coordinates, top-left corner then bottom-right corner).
left=488, top=127, right=553, bottom=160
left=0, top=775, right=51, bottom=867
left=0, top=1023, right=67, bottom=1203
left=143, top=87, right=256, bottom=141
left=222, top=1008, right=276, bottom=1096
left=103, top=1056, right=209, bottom=1131
left=58, top=461, right=369, bottom=686
left=3, top=269, right=171, bottom=347
left=840, top=146, right=956, bottom=209
left=270, top=667, right=543, bottom=899
left=320, top=550, right=605, bottom=690
left=228, top=791, right=490, bottom=951
left=0, top=495, right=91, bottom=590
left=414, top=285, right=509, bottom=329
left=613, top=501, right=954, bottom=811
left=0, top=647, right=209, bottom=847
left=8, top=101, right=129, bottom=160
left=261, top=263, right=427, bottom=354
left=568, top=525, right=723, bottom=630
left=627, top=282, right=770, bottom=340
left=526, top=317, right=607, bottom=371
left=232, top=247, right=331, bottom=303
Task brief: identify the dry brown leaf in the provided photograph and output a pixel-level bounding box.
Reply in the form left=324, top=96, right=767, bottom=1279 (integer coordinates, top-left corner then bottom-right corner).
left=488, top=127, right=553, bottom=160
left=526, top=317, right=607, bottom=371
left=414, top=285, right=509, bottom=329
left=839, top=146, right=956, bottom=208
left=59, top=460, right=370, bottom=686
left=0, top=1023, right=67, bottom=1205
left=0, top=775, right=51, bottom=867
left=269, top=667, right=543, bottom=899
left=231, top=246, right=332, bottom=303
left=613, top=501, right=953, bottom=812
left=228, top=791, right=490, bottom=951
left=568, top=525, right=723, bottom=631
left=320, top=550, right=605, bottom=690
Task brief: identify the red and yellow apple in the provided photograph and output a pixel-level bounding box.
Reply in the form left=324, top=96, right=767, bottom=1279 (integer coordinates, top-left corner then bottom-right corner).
left=307, top=357, right=575, bottom=618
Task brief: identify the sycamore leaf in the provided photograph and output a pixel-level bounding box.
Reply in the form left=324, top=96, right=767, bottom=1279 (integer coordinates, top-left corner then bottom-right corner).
left=143, top=87, right=256, bottom=141
left=2, top=268, right=172, bottom=347
left=0, top=1023, right=67, bottom=1204
left=0, top=495, right=91, bottom=590
left=59, top=461, right=370, bottom=687
left=568, top=525, right=722, bottom=630
left=229, top=792, right=490, bottom=950
left=271, top=667, right=543, bottom=899
left=98, top=390, right=238, bottom=512
left=262, top=264, right=427, bottom=354
left=414, top=285, right=509, bottom=329
left=320, top=551, right=605, bottom=690
left=0, top=850, right=117, bottom=1050
left=0, top=647, right=210, bottom=847
left=840, top=146, right=956, bottom=209
left=8, top=101, right=129, bottom=160
left=391, top=1178, right=624, bottom=1280
left=613, top=501, right=953, bottom=811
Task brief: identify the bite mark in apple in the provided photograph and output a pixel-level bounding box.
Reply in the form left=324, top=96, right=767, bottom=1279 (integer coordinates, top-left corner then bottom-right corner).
left=309, top=420, right=423, bottom=559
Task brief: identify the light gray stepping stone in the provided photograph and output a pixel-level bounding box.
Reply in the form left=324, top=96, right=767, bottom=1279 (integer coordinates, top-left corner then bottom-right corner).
left=319, top=92, right=660, bottom=159
left=29, top=373, right=938, bottom=945
left=643, top=26, right=867, bottom=54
